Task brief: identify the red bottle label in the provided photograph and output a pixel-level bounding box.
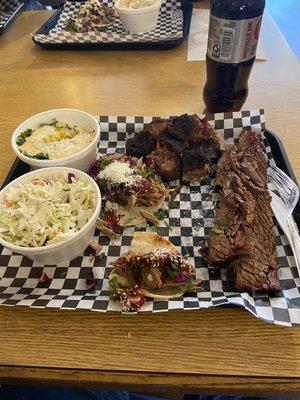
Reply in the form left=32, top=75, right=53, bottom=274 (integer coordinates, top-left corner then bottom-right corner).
left=207, top=14, right=263, bottom=63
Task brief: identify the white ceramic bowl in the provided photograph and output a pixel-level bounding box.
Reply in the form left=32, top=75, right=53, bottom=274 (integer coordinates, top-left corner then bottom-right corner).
left=11, top=109, right=100, bottom=173
left=114, top=0, right=161, bottom=34
left=0, top=167, right=101, bottom=265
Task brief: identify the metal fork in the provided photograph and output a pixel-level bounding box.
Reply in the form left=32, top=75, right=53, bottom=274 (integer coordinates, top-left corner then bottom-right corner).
left=269, top=165, right=300, bottom=272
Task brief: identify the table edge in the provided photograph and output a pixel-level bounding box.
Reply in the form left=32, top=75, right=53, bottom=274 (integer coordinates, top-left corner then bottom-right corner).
left=1, top=366, right=300, bottom=396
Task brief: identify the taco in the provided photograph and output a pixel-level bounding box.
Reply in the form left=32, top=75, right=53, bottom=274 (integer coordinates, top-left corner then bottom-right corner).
left=109, top=232, right=200, bottom=311
left=89, top=154, right=171, bottom=237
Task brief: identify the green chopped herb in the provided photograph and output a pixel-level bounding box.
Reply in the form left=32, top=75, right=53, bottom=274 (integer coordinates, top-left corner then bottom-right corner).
left=96, top=26, right=109, bottom=32
left=166, top=260, right=180, bottom=278
left=170, top=278, right=198, bottom=295
left=139, top=165, right=162, bottom=183
left=170, top=286, right=184, bottom=294
left=31, top=152, right=50, bottom=160
left=65, top=18, right=77, bottom=32
left=194, top=226, right=201, bottom=232
left=151, top=225, right=159, bottom=233
left=98, top=158, right=112, bottom=171
left=21, top=150, right=50, bottom=160
left=16, top=129, right=33, bottom=146
left=184, top=278, right=198, bottom=291
left=123, top=217, right=135, bottom=226
left=39, top=117, right=59, bottom=128
left=154, top=209, right=168, bottom=221
left=97, top=178, right=108, bottom=191
left=109, top=276, right=122, bottom=290
left=151, top=174, right=162, bottom=184
left=97, top=252, right=105, bottom=261
left=60, top=271, right=67, bottom=277
left=183, top=253, right=190, bottom=259
left=139, top=166, right=153, bottom=178
left=216, top=218, right=228, bottom=227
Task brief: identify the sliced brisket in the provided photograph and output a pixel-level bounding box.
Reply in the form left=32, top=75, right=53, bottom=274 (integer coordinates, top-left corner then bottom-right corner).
left=203, top=130, right=280, bottom=293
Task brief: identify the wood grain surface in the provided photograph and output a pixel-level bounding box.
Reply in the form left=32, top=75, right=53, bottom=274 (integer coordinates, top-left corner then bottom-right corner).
left=0, top=5, right=300, bottom=395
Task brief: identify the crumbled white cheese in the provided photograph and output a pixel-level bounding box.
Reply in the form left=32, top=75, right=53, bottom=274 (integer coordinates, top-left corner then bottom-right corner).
left=105, top=201, right=120, bottom=213
left=153, top=248, right=172, bottom=256
left=98, top=161, right=141, bottom=187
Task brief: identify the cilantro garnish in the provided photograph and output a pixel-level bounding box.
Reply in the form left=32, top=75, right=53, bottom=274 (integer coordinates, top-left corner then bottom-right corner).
left=16, top=129, right=33, bottom=146
left=39, top=117, right=59, bottom=128
left=154, top=209, right=168, bottom=220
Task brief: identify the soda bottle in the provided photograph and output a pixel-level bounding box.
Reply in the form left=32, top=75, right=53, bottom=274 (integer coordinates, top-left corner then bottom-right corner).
left=203, top=0, right=265, bottom=113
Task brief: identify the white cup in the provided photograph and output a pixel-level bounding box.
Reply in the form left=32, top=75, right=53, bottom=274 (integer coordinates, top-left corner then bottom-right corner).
left=115, top=0, right=162, bottom=34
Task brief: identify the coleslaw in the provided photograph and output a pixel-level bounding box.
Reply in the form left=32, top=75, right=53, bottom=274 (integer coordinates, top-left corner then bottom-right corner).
left=0, top=173, right=96, bottom=247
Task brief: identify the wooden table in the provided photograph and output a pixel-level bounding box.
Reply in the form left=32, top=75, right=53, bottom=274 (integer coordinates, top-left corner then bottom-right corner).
left=0, top=6, right=300, bottom=397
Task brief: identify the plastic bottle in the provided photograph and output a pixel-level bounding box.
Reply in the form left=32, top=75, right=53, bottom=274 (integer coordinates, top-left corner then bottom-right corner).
left=203, top=0, right=265, bottom=113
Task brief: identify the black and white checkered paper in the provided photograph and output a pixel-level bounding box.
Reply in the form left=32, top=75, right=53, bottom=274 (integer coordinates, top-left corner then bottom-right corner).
left=0, top=109, right=300, bottom=327
left=33, top=0, right=183, bottom=44
left=0, top=0, right=22, bottom=30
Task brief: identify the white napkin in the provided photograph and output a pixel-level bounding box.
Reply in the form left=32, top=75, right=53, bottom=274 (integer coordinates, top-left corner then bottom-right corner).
left=187, top=9, right=267, bottom=62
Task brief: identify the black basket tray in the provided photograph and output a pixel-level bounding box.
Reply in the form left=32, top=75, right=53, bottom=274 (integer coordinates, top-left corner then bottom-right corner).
left=32, top=0, right=193, bottom=50
left=2, top=128, right=300, bottom=226
left=0, top=1, right=24, bottom=34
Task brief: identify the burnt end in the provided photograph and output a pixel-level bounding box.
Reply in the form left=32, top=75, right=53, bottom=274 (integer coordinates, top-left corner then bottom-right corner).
left=167, top=114, right=197, bottom=141
left=161, top=132, right=187, bottom=154
left=196, top=137, right=220, bottom=157
left=125, top=114, right=224, bottom=183
left=182, top=164, right=211, bottom=184
left=181, top=148, right=208, bottom=172
left=126, top=130, right=156, bottom=158
left=146, top=119, right=169, bottom=138
left=146, top=146, right=181, bottom=181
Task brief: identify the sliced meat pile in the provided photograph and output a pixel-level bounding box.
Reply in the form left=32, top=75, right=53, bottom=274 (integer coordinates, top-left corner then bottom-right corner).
left=126, top=114, right=226, bottom=182
left=202, top=130, right=280, bottom=293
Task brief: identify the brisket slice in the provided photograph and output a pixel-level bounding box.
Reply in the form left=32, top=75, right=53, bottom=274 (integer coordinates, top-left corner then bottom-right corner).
left=203, top=130, right=280, bottom=292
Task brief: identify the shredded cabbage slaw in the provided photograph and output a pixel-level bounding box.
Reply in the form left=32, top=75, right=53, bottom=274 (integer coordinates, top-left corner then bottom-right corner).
left=0, top=173, right=96, bottom=247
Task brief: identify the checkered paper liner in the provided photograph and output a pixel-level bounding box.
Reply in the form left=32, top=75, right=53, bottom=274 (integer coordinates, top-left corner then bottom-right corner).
left=33, top=0, right=183, bottom=44
left=0, top=0, right=22, bottom=29
left=1, top=109, right=300, bottom=327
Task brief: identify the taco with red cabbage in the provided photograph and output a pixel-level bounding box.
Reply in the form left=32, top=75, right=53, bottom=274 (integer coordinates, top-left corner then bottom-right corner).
left=109, top=232, right=200, bottom=311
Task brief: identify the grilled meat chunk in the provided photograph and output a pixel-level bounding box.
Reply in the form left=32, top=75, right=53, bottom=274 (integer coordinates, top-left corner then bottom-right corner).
left=168, top=114, right=197, bottom=141
left=126, top=114, right=225, bottom=182
left=181, top=148, right=208, bottom=172
left=161, top=131, right=187, bottom=154
left=146, top=145, right=181, bottom=181
left=126, top=130, right=156, bottom=158
left=147, top=119, right=169, bottom=138
left=182, top=164, right=212, bottom=183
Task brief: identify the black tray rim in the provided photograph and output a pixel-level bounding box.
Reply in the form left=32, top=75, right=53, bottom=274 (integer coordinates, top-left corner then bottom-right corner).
left=32, top=0, right=193, bottom=51
left=2, top=127, right=299, bottom=226
left=0, top=1, right=24, bottom=34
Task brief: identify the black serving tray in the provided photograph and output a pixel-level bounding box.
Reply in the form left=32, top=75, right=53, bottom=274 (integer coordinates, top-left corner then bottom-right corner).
left=0, top=1, right=24, bottom=34
left=2, top=128, right=300, bottom=227
left=32, top=0, right=192, bottom=50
